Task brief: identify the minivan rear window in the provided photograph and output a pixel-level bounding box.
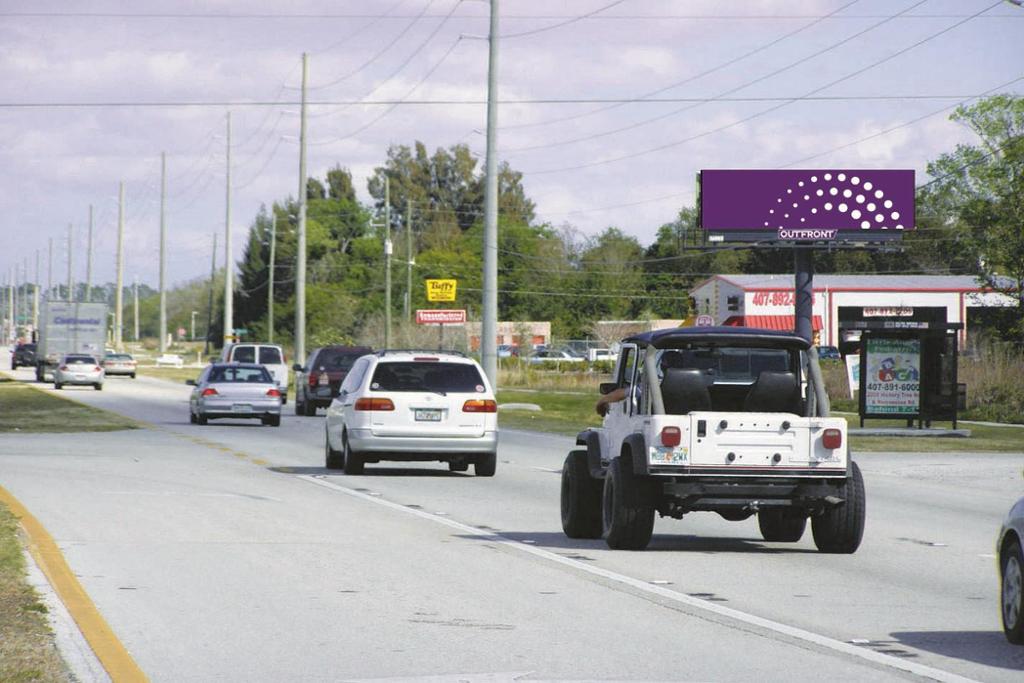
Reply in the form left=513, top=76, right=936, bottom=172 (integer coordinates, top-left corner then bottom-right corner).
left=232, top=346, right=256, bottom=363
left=259, top=347, right=282, bottom=365
left=316, top=350, right=362, bottom=371
left=370, top=362, right=485, bottom=393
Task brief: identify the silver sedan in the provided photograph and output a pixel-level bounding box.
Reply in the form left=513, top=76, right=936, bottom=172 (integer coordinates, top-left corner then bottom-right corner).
left=53, top=354, right=104, bottom=391
left=999, top=486, right=1024, bottom=644
left=188, top=363, right=282, bottom=427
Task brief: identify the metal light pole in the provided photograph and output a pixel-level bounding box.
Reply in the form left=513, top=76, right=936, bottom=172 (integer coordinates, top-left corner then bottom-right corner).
left=115, top=181, right=125, bottom=349
left=33, top=250, right=39, bottom=329
left=159, top=151, right=167, bottom=353
left=66, top=223, right=73, bottom=302
left=267, top=212, right=276, bottom=343
left=295, top=52, right=309, bottom=365
left=85, top=204, right=93, bottom=302
left=223, top=112, right=234, bottom=347
left=481, top=0, right=500, bottom=386
left=384, top=174, right=392, bottom=349
left=190, top=310, right=198, bottom=341
left=405, top=198, right=413, bottom=322
left=205, top=232, right=217, bottom=357
left=132, top=278, right=139, bottom=342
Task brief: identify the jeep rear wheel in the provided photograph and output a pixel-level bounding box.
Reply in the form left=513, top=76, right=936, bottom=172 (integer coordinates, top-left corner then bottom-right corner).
left=758, top=510, right=807, bottom=542
left=602, top=457, right=655, bottom=550
left=812, top=461, right=866, bottom=554
left=561, top=450, right=602, bottom=539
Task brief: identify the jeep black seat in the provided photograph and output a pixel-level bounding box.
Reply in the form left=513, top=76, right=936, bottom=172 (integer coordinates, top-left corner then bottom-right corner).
left=743, top=371, right=800, bottom=413
left=661, top=368, right=711, bottom=415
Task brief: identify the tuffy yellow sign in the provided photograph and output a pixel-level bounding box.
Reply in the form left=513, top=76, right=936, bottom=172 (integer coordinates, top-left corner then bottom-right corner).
left=425, top=279, right=457, bottom=302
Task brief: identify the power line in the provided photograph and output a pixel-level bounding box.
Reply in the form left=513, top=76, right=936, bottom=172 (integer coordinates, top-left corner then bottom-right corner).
left=524, top=0, right=1005, bottom=175
left=498, top=0, right=627, bottom=39
left=2, top=11, right=1019, bottom=20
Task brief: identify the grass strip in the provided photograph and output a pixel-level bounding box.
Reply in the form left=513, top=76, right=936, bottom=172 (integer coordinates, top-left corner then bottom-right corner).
left=0, top=502, right=70, bottom=682
left=0, top=377, right=138, bottom=433
left=497, top=389, right=1024, bottom=452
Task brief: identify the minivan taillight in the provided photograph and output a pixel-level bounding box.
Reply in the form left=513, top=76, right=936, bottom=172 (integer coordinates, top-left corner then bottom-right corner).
left=354, top=397, right=395, bottom=411
left=660, top=426, right=681, bottom=447
left=822, top=428, right=842, bottom=450
left=201, top=388, right=218, bottom=397
left=462, top=399, right=497, bottom=413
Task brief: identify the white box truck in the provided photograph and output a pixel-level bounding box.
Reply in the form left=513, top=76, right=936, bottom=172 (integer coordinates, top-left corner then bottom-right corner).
left=35, top=301, right=108, bottom=382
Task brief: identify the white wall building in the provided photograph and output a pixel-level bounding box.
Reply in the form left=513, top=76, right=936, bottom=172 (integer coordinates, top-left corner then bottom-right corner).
left=689, top=274, right=1017, bottom=348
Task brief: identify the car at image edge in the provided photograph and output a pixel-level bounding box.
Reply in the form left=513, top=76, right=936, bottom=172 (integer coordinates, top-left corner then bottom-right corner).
left=220, top=343, right=289, bottom=404
left=999, top=487, right=1024, bottom=644
left=325, top=350, right=498, bottom=476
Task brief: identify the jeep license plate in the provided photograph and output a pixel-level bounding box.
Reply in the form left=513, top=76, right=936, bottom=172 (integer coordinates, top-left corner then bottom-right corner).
left=415, top=409, right=442, bottom=422
left=650, top=446, right=688, bottom=464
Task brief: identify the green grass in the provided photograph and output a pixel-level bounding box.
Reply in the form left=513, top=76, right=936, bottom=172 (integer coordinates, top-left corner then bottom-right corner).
left=135, top=366, right=204, bottom=385
left=497, top=388, right=1024, bottom=452
left=0, top=504, right=70, bottom=682
left=0, top=378, right=138, bottom=433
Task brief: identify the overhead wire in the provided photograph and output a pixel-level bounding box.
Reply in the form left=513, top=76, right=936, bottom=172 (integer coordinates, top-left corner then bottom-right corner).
left=497, top=0, right=628, bottom=39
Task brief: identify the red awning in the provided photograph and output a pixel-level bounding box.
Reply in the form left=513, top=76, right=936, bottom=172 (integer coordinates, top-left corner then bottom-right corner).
left=721, top=315, right=823, bottom=331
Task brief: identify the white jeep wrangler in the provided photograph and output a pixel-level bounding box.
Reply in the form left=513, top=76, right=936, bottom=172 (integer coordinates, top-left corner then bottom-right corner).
left=561, top=327, right=865, bottom=553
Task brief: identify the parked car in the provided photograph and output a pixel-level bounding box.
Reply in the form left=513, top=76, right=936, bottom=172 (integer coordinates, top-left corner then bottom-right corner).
left=155, top=353, right=184, bottom=368
left=999, top=485, right=1024, bottom=644
left=818, top=345, right=842, bottom=361
left=221, top=343, right=288, bottom=404
left=587, top=348, right=616, bottom=363
left=102, top=352, right=137, bottom=378
left=496, top=344, right=519, bottom=358
left=11, top=342, right=36, bottom=369
left=53, top=354, right=104, bottom=391
left=187, top=363, right=282, bottom=426
left=324, top=350, right=498, bottom=476
left=528, top=348, right=585, bottom=364
left=294, top=345, right=373, bottom=416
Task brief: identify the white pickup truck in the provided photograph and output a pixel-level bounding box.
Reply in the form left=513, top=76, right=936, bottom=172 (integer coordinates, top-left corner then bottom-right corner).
left=561, top=327, right=865, bottom=553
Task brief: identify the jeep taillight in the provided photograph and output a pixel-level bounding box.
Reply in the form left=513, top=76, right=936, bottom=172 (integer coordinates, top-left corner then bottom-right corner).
left=822, top=428, right=842, bottom=450
left=660, top=426, right=681, bottom=447
left=354, top=397, right=395, bottom=411
left=462, top=399, right=497, bottom=413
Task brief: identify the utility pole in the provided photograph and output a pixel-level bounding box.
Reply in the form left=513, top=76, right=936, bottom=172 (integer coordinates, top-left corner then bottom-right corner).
left=133, top=278, right=139, bottom=342
left=159, top=151, right=167, bottom=354
left=115, top=181, right=125, bottom=350
left=481, top=0, right=500, bottom=387
left=85, top=204, right=93, bottom=302
left=205, top=232, right=217, bottom=357
left=405, top=198, right=413, bottom=322
left=384, top=174, right=392, bottom=349
left=66, top=223, right=73, bottom=302
left=267, top=212, right=276, bottom=343
left=190, top=311, right=198, bottom=341
left=295, top=52, right=309, bottom=366
left=33, top=250, right=39, bottom=330
left=223, top=112, right=233, bottom=347
left=47, top=237, right=53, bottom=299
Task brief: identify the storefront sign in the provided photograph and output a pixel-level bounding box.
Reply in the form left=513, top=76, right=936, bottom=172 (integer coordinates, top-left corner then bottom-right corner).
left=864, top=338, right=920, bottom=414
left=426, top=279, right=457, bottom=302
left=863, top=307, right=913, bottom=317
left=415, top=309, right=467, bottom=325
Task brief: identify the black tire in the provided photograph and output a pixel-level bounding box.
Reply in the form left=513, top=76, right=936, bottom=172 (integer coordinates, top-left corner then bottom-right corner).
left=130, top=373, right=136, bottom=379
left=304, top=399, right=317, bottom=417
left=197, top=414, right=208, bottom=426
left=602, top=457, right=655, bottom=550
left=11, top=362, right=17, bottom=370
left=54, top=383, right=62, bottom=390
left=448, top=461, right=469, bottom=472
left=718, top=510, right=754, bottom=522
left=268, top=414, right=280, bottom=427
left=294, top=396, right=305, bottom=416
left=94, top=383, right=103, bottom=391
left=35, top=367, right=43, bottom=382
left=561, top=450, right=603, bottom=539
left=758, top=510, right=807, bottom=542
left=474, top=452, right=497, bottom=477
left=812, top=461, right=866, bottom=553
left=342, top=432, right=364, bottom=475
left=1002, top=539, right=1024, bottom=645
left=325, top=430, right=344, bottom=470
left=189, top=411, right=197, bottom=424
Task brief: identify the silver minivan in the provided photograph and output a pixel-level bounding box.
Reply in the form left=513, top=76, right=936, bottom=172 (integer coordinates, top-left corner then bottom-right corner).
left=220, top=343, right=288, bottom=404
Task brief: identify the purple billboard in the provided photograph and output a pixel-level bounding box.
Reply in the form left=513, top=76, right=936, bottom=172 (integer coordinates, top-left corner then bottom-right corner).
left=700, top=169, right=915, bottom=242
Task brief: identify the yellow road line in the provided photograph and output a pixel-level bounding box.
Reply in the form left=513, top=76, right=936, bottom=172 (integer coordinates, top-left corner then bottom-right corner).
left=0, top=485, right=149, bottom=683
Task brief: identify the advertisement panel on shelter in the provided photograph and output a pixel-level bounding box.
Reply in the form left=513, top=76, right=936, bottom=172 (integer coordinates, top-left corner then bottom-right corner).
left=864, top=338, right=921, bottom=414
left=700, top=169, right=915, bottom=242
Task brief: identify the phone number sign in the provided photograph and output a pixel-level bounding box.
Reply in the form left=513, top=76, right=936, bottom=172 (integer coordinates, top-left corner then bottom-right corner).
left=864, top=338, right=921, bottom=414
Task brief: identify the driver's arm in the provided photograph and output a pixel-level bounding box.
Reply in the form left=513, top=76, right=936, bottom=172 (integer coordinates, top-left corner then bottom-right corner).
left=596, top=385, right=629, bottom=417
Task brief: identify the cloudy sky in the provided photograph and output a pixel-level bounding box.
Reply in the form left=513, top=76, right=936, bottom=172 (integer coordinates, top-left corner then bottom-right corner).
left=1, top=0, right=1022, bottom=289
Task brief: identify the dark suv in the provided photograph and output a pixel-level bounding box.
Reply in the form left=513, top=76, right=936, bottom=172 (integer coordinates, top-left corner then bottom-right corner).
left=11, top=343, right=36, bottom=370
left=293, top=346, right=373, bottom=416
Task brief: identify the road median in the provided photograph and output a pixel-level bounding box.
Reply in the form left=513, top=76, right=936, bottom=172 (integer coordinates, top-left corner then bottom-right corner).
left=0, top=375, right=138, bottom=433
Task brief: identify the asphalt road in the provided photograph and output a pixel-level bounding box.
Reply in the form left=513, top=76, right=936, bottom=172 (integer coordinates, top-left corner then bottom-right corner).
left=2, top=361, right=1024, bottom=682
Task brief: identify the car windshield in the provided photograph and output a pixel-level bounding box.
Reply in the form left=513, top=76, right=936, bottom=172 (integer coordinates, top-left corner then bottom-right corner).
left=370, top=362, right=485, bottom=393
left=317, top=350, right=362, bottom=371
left=232, top=346, right=256, bottom=363
left=259, top=347, right=282, bottom=365
left=208, top=366, right=271, bottom=383
left=65, top=356, right=96, bottom=364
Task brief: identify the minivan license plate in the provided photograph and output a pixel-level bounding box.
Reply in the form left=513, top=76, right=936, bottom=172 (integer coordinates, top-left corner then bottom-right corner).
left=415, top=409, right=442, bottom=422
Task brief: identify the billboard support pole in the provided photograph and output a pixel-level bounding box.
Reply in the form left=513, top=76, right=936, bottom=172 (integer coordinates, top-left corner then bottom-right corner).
left=794, top=247, right=814, bottom=344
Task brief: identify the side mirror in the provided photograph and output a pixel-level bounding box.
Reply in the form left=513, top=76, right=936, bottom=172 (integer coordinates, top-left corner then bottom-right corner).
left=599, top=382, right=618, bottom=395
left=292, top=364, right=303, bottom=372
left=185, top=379, right=197, bottom=386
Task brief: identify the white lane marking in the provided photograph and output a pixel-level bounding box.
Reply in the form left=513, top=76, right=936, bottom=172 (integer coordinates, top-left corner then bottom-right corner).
left=299, top=474, right=980, bottom=683
left=529, top=466, right=562, bottom=473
